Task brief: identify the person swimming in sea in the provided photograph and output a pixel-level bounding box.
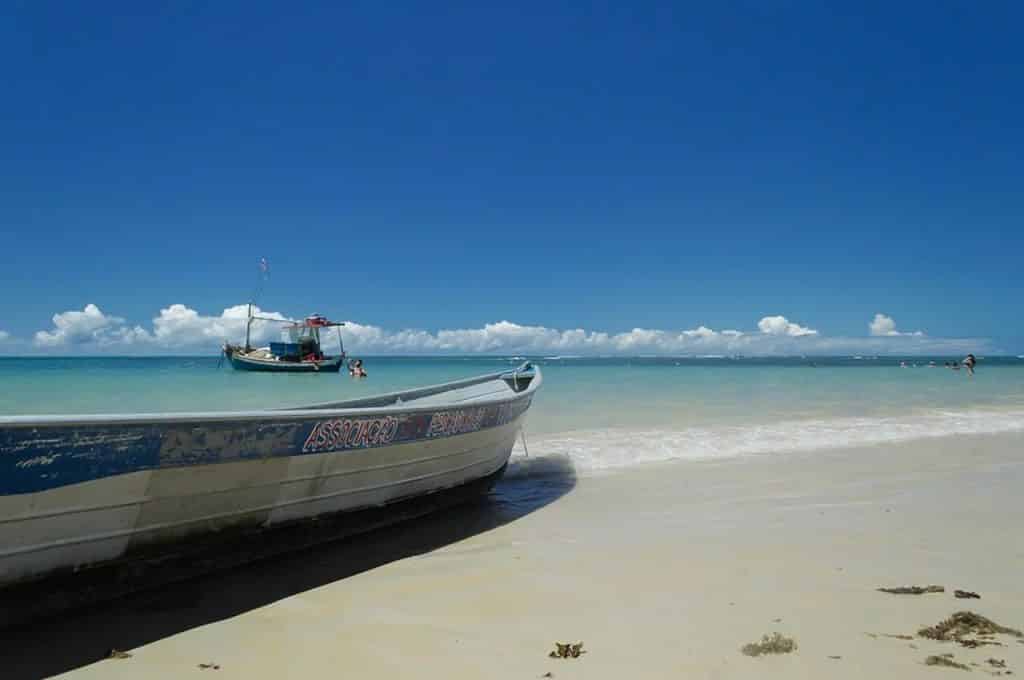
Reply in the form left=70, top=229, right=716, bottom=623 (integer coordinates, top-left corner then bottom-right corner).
left=963, top=354, right=976, bottom=376
left=349, top=359, right=367, bottom=378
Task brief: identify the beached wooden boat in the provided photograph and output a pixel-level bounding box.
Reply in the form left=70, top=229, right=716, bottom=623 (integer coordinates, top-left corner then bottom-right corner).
left=0, top=363, right=540, bottom=618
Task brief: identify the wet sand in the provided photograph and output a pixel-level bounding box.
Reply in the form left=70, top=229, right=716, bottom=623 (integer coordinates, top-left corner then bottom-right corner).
left=10, top=432, right=1024, bottom=679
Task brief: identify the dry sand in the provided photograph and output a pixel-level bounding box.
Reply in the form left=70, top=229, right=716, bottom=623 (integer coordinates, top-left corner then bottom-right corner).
left=12, top=431, right=1024, bottom=679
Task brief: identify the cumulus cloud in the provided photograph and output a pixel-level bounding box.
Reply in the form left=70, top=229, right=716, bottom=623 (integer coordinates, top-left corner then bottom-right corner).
left=294, top=319, right=978, bottom=355
left=869, top=313, right=924, bottom=337
left=757, top=315, right=818, bottom=337
left=32, top=303, right=291, bottom=349
left=682, top=325, right=716, bottom=339
left=33, top=304, right=138, bottom=347
left=29, top=303, right=984, bottom=355
left=149, top=304, right=289, bottom=347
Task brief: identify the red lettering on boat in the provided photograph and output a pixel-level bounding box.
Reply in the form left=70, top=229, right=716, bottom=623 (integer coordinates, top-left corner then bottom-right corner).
left=302, top=416, right=400, bottom=453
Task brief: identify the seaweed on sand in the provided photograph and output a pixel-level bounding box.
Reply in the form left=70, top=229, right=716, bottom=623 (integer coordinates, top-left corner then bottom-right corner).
left=866, top=632, right=915, bottom=641
left=919, top=612, right=1023, bottom=644
left=548, top=642, right=585, bottom=659
left=960, top=639, right=1003, bottom=649
left=955, top=590, right=982, bottom=599
left=878, top=585, right=945, bottom=595
left=741, top=633, right=797, bottom=657
left=925, top=654, right=970, bottom=671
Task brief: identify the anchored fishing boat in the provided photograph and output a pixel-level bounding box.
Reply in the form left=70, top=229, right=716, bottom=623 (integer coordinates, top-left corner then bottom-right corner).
left=223, top=307, right=346, bottom=373
left=0, top=363, right=540, bottom=622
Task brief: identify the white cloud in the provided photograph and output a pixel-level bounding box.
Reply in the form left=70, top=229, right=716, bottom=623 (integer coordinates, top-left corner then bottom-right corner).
left=149, top=304, right=289, bottom=347
left=334, top=319, right=971, bottom=355
left=0, top=330, right=9, bottom=342
left=869, top=313, right=897, bottom=336
left=757, top=315, right=818, bottom=337
left=869, top=313, right=924, bottom=337
left=29, top=303, right=984, bottom=355
left=33, top=304, right=129, bottom=347
left=32, top=303, right=292, bottom=349
left=682, top=325, right=716, bottom=339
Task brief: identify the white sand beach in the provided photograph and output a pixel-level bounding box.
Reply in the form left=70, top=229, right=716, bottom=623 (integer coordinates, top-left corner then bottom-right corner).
left=13, top=431, right=1024, bottom=679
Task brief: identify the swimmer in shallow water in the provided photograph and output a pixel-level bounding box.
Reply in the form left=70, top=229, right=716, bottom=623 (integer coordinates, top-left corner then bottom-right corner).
left=349, top=359, right=367, bottom=378
left=963, top=354, right=976, bottom=376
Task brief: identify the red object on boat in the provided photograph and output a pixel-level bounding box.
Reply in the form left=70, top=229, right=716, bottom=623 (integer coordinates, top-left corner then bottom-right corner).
left=305, top=314, right=329, bottom=327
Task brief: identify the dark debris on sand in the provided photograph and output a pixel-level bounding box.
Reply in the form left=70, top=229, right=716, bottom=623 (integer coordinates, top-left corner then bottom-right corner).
left=961, top=639, right=1003, bottom=649
left=985, top=658, right=1015, bottom=677
left=956, top=590, right=982, bottom=599
left=919, top=612, right=1023, bottom=645
left=741, top=632, right=797, bottom=657
left=867, top=632, right=915, bottom=640
left=548, top=642, right=585, bottom=659
left=878, top=585, right=945, bottom=595
left=925, top=654, right=970, bottom=671
left=106, top=649, right=132, bottom=660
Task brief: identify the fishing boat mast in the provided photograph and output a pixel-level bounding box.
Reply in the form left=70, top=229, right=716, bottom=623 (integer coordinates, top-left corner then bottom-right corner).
left=245, top=303, right=254, bottom=352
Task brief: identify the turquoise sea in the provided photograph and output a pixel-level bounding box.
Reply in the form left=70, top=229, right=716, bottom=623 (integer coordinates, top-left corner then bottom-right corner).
left=2, top=356, right=1023, bottom=473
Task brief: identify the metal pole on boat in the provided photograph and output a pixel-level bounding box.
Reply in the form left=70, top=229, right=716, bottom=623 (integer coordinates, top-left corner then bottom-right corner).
left=244, top=303, right=253, bottom=352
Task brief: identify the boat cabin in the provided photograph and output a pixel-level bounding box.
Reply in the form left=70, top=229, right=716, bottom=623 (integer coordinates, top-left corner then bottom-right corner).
left=270, top=315, right=335, bottom=361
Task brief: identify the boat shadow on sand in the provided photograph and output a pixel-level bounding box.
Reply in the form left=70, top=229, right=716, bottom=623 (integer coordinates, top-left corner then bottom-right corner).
left=0, top=454, right=576, bottom=679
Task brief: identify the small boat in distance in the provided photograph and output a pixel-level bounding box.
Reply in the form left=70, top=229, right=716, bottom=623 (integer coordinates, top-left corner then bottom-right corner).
left=223, top=305, right=346, bottom=373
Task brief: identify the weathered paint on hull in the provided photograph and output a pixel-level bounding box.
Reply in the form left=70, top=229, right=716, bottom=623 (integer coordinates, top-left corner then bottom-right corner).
left=0, top=414, right=525, bottom=586
left=0, top=365, right=540, bottom=619
left=227, top=353, right=343, bottom=372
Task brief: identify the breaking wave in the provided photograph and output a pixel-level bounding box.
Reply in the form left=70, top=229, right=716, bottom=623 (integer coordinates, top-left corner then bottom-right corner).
left=506, top=408, right=1024, bottom=476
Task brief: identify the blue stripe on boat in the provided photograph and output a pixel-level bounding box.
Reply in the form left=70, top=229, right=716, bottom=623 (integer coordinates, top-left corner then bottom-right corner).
left=0, top=396, right=532, bottom=497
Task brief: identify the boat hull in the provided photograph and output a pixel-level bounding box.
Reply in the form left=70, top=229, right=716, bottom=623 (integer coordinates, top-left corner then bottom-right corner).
left=227, top=352, right=343, bottom=373
left=0, top=462, right=509, bottom=627
left=0, top=366, right=539, bottom=622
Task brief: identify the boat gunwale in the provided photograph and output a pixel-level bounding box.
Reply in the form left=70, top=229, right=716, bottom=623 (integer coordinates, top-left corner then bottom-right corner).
left=0, top=363, right=541, bottom=428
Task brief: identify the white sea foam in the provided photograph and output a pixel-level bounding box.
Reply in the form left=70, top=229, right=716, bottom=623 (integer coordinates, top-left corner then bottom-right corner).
left=507, top=409, right=1024, bottom=476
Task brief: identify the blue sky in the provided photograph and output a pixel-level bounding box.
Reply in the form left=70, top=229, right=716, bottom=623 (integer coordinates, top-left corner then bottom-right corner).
left=2, top=1, right=1022, bottom=354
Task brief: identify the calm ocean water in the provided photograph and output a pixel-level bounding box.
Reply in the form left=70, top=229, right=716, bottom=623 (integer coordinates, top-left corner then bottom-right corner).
left=3, top=356, right=1023, bottom=473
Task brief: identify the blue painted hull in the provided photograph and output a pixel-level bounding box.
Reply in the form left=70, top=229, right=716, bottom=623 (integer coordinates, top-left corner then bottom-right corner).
left=0, top=364, right=541, bottom=605
left=227, top=353, right=343, bottom=373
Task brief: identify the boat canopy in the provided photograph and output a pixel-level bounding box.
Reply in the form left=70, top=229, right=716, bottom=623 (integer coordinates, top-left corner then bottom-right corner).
left=292, top=314, right=344, bottom=328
